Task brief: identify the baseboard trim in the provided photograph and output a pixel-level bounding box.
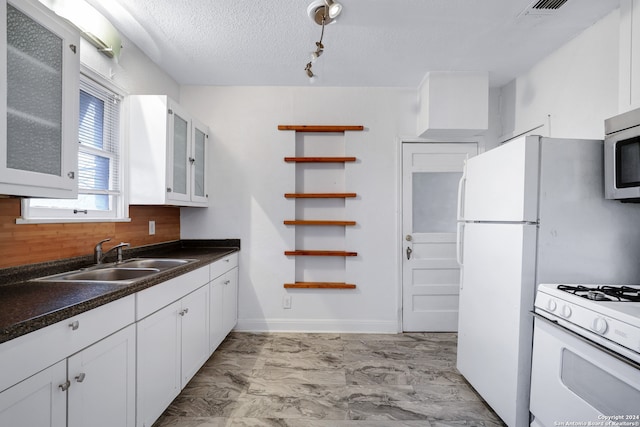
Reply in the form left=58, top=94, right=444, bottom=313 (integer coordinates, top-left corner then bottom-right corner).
left=235, top=318, right=398, bottom=334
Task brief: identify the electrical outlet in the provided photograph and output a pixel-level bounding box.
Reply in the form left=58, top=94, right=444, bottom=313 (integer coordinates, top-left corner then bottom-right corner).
left=149, top=220, right=156, bottom=235
left=283, top=295, right=292, bottom=309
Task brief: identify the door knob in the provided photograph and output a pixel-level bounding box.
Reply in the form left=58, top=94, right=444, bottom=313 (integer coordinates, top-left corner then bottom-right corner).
left=405, top=235, right=412, bottom=241
left=406, top=247, right=413, bottom=260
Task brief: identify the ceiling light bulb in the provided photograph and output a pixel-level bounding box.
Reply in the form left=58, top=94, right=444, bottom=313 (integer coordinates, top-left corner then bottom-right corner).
left=325, top=0, right=342, bottom=18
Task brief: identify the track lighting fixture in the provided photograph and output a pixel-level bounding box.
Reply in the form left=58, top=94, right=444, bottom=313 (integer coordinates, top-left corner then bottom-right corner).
left=304, top=62, right=317, bottom=83
left=325, top=0, right=342, bottom=18
left=311, top=41, right=323, bottom=62
left=304, top=0, right=342, bottom=81
left=305, top=62, right=314, bottom=78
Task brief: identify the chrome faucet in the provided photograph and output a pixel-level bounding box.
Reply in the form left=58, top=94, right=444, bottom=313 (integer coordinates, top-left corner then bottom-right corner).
left=94, top=238, right=130, bottom=264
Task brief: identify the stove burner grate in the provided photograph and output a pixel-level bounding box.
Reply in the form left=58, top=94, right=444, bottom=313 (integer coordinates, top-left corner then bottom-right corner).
left=557, top=285, right=640, bottom=302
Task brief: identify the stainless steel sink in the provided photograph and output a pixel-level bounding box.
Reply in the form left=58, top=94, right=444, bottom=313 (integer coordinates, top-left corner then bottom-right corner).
left=35, top=258, right=197, bottom=284
left=37, top=267, right=160, bottom=283
left=117, top=258, right=194, bottom=270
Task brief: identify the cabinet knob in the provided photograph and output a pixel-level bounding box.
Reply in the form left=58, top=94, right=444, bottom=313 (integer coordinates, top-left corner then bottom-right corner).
left=67, top=171, right=75, bottom=179
left=75, top=373, right=86, bottom=383
left=69, top=44, right=76, bottom=54
left=68, top=320, right=79, bottom=330
left=59, top=380, right=71, bottom=391
left=223, top=280, right=230, bottom=285
left=167, top=188, right=172, bottom=193
left=189, top=157, right=195, bottom=164
left=179, top=308, right=189, bottom=316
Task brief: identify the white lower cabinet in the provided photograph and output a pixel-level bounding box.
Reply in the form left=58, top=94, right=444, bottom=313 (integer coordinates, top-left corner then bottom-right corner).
left=0, top=296, right=135, bottom=427
left=136, top=283, right=210, bottom=427
left=68, top=325, right=136, bottom=427
left=210, top=266, right=239, bottom=353
left=0, top=360, right=66, bottom=427
left=0, top=252, right=239, bottom=427
left=180, top=285, right=210, bottom=385
left=136, top=300, right=181, bottom=427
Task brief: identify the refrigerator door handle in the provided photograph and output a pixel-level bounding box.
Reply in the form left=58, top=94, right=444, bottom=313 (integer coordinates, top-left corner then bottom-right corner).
left=456, top=222, right=464, bottom=267
left=457, top=160, right=467, bottom=221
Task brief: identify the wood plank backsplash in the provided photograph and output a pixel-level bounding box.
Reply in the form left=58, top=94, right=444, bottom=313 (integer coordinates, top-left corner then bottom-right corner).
left=0, top=198, right=180, bottom=268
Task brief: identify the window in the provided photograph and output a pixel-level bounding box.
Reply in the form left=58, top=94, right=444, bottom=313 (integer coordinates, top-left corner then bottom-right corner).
left=21, top=71, right=127, bottom=222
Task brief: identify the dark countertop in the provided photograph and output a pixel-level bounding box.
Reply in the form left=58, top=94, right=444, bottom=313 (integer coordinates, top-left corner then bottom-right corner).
left=0, top=239, right=240, bottom=344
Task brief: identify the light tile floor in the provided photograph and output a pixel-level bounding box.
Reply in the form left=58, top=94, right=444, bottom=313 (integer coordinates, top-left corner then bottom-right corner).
left=153, top=332, right=506, bottom=427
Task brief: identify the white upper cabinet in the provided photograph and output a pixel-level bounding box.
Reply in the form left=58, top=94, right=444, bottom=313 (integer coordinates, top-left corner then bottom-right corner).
left=0, top=0, right=79, bottom=198
left=129, top=95, right=209, bottom=207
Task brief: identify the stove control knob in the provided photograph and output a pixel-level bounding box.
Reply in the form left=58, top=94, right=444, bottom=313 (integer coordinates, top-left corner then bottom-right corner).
left=560, top=305, right=572, bottom=318
left=591, top=317, right=608, bottom=335
left=546, top=299, right=557, bottom=312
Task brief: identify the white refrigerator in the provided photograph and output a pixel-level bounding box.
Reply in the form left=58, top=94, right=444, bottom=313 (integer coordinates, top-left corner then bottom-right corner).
left=456, top=135, right=640, bottom=427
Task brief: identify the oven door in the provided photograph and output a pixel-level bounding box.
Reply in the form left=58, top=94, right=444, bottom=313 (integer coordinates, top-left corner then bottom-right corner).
left=530, top=315, right=640, bottom=427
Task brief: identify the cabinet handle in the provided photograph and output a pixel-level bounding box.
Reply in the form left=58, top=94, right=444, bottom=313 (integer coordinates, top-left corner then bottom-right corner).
left=223, top=280, right=230, bottom=285
left=67, top=171, right=75, bottom=179
left=68, top=320, right=79, bottom=330
left=75, top=373, right=86, bottom=383
left=59, top=380, right=71, bottom=391
left=189, top=157, right=195, bottom=164
left=69, top=44, right=76, bottom=54
left=179, top=308, right=189, bottom=316
left=167, top=187, right=172, bottom=193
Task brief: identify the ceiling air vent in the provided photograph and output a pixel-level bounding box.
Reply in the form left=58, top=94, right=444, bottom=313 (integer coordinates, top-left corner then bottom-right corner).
left=519, top=0, right=570, bottom=16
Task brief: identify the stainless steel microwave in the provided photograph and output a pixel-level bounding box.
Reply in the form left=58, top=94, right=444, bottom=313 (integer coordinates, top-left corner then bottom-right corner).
left=604, top=107, right=640, bottom=201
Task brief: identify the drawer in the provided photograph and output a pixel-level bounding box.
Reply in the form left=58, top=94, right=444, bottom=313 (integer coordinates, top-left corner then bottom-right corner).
left=0, top=295, right=135, bottom=393
left=209, top=252, right=238, bottom=280
left=136, top=265, right=209, bottom=320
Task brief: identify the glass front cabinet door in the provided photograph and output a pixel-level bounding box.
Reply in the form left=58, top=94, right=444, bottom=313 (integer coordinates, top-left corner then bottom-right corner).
left=166, top=102, right=191, bottom=204
left=0, top=0, right=80, bottom=198
left=190, top=117, right=208, bottom=205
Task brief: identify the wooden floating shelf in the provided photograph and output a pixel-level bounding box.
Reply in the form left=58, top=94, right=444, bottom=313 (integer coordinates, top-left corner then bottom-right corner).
left=284, top=157, right=356, bottom=163
left=284, top=250, right=358, bottom=257
left=284, top=282, right=357, bottom=289
left=284, top=220, right=356, bottom=226
left=284, top=193, right=356, bottom=199
left=278, top=125, right=364, bottom=132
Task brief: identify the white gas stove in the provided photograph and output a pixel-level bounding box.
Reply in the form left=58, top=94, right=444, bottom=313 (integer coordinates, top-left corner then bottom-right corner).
left=534, top=283, right=640, bottom=363
left=530, top=284, right=640, bottom=426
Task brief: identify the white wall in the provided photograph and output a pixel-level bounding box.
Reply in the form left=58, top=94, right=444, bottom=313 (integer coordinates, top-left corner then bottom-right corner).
left=179, top=86, right=416, bottom=332
left=499, top=9, right=620, bottom=142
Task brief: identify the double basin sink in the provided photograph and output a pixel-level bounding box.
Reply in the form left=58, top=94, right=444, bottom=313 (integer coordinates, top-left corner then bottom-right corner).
left=36, top=258, right=197, bottom=284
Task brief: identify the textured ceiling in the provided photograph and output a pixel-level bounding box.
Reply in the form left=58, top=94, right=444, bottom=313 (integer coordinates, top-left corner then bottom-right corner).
left=85, top=0, right=620, bottom=88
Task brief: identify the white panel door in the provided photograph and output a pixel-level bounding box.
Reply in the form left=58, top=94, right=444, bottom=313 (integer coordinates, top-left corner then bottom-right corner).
left=0, top=360, right=66, bottom=427
left=222, top=267, right=239, bottom=336
left=456, top=222, right=537, bottom=427
left=402, top=142, right=477, bottom=332
left=180, top=285, right=210, bottom=387
left=136, top=301, right=181, bottom=427
left=68, top=325, right=136, bottom=427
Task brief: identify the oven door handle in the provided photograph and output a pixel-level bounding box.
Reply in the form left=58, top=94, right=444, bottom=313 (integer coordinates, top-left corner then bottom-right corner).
left=532, top=311, right=640, bottom=371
